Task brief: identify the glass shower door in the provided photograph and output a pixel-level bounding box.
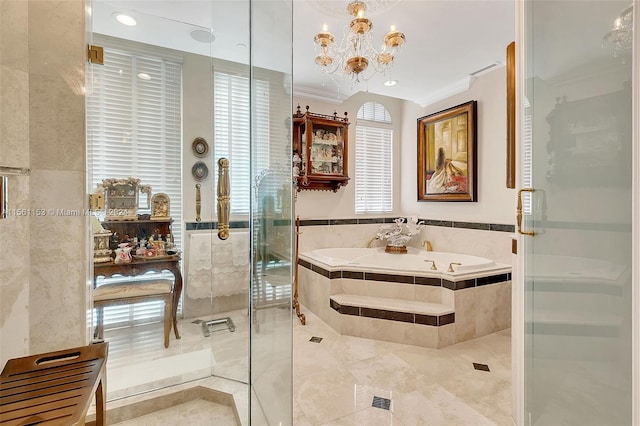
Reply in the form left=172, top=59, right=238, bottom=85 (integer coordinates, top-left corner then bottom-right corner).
left=88, top=0, right=293, bottom=423
left=522, top=1, right=633, bottom=424
left=249, top=2, right=294, bottom=424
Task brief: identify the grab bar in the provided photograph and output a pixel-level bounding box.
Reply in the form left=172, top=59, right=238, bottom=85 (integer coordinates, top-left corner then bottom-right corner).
left=0, top=166, right=30, bottom=176
left=195, top=183, right=202, bottom=223
left=216, top=158, right=230, bottom=240
left=0, top=176, right=6, bottom=219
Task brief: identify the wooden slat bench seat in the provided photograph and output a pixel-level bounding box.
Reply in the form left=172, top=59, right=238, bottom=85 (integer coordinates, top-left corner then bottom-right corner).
left=0, top=342, right=108, bottom=426
left=93, top=279, right=173, bottom=348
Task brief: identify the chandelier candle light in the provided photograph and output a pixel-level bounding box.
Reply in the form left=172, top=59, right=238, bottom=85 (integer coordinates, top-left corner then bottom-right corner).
left=603, top=3, right=633, bottom=60
left=314, top=0, right=405, bottom=84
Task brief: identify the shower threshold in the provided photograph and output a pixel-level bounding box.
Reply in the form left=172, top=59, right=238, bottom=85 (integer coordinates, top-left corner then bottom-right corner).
left=201, top=317, right=236, bottom=337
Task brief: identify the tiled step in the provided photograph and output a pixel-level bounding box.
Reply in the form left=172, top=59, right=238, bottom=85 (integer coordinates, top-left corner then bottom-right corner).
left=527, top=309, right=623, bottom=337
left=329, top=294, right=454, bottom=326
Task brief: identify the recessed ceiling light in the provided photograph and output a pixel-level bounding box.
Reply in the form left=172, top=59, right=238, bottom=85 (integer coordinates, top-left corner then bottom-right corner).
left=190, top=29, right=215, bottom=43
left=115, top=13, right=136, bottom=26
left=384, top=79, right=398, bottom=87
left=137, top=73, right=151, bottom=81
left=236, top=43, right=248, bottom=49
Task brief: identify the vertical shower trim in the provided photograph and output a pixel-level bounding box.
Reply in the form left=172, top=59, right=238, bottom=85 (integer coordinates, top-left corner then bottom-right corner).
left=0, top=166, right=31, bottom=220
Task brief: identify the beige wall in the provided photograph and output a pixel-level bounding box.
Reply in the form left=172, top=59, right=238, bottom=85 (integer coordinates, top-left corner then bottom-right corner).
left=0, top=0, right=88, bottom=366
left=295, top=67, right=516, bottom=225
left=293, top=69, right=515, bottom=264
left=401, top=67, right=516, bottom=225
left=293, top=93, right=405, bottom=219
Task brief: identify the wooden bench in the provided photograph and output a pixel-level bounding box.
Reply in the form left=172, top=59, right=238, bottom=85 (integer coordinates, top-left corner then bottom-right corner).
left=0, top=342, right=108, bottom=426
left=93, top=280, right=174, bottom=348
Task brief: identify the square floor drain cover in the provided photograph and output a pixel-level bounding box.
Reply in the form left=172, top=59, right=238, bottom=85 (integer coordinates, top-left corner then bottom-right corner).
left=372, top=396, right=391, bottom=410
left=473, top=362, right=490, bottom=372
left=309, top=336, right=323, bottom=343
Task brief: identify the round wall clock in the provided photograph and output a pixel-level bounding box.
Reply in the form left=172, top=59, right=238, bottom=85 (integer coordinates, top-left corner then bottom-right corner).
left=192, top=137, right=209, bottom=157
left=192, top=161, right=209, bottom=181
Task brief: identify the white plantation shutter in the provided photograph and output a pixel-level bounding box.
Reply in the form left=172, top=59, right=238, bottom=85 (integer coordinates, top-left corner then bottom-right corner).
left=355, top=102, right=393, bottom=213
left=213, top=70, right=270, bottom=215
left=87, top=37, right=182, bottom=327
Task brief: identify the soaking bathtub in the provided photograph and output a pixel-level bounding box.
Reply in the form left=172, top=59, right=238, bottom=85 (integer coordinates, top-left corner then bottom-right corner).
left=300, top=246, right=510, bottom=278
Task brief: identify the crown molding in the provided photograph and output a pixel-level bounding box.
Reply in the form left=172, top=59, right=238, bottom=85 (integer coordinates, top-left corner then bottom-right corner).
left=293, top=85, right=349, bottom=105
left=415, top=76, right=476, bottom=108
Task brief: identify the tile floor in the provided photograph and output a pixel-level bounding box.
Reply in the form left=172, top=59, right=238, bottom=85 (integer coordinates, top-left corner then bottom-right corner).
left=292, top=309, right=512, bottom=425
left=111, top=399, right=237, bottom=425
left=102, top=305, right=512, bottom=425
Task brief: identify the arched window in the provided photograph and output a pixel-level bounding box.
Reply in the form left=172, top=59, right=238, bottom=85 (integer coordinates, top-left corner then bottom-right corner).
left=355, top=102, right=393, bottom=213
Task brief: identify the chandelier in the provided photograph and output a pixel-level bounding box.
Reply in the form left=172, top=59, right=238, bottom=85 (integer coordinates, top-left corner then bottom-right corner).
left=603, top=3, right=633, bottom=60
left=313, top=0, right=406, bottom=84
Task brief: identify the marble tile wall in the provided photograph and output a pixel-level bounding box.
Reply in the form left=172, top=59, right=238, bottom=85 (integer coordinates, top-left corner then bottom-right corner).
left=27, top=0, right=87, bottom=354
left=0, top=0, right=31, bottom=366
left=0, top=0, right=87, bottom=366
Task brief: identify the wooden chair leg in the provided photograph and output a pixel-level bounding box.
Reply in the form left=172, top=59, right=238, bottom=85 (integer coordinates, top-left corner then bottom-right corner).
left=95, top=305, right=104, bottom=340
left=163, top=296, right=172, bottom=348
left=95, top=377, right=106, bottom=426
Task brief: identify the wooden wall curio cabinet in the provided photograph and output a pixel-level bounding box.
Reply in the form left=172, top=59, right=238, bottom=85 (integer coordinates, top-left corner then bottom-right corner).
left=293, top=105, right=349, bottom=192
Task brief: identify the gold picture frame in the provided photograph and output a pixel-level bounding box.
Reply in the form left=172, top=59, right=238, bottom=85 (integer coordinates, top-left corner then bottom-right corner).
left=417, top=100, right=477, bottom=202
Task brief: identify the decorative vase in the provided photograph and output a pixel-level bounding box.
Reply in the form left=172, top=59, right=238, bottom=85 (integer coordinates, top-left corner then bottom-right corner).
left=385, top=245, right=407, bottom=254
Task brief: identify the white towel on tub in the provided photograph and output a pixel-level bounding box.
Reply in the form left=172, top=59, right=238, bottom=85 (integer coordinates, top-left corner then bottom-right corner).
left=187, top=231, right=249, bottom=299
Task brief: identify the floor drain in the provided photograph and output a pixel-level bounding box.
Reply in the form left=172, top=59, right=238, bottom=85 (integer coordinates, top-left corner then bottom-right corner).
left=372, top=396, right=391, bottom=410
left=309, top=336, right=323, bottom=343
left=201, top=317, right=236, bottom=337
left=473, top=362, right=490, bottom=372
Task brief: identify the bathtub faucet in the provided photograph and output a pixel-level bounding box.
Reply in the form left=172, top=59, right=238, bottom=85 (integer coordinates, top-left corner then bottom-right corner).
left=447, top=262, right=462, bottom=273
left=366, top=236, right=379, bottom=248
left=423, top=240, right=433, bottom=251
left=424, top=259, right=437, bottom=270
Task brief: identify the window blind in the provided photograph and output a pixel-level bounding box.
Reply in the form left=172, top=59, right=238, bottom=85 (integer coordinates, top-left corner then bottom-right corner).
left=523, top=98, right=532, bottom=214
left=87, top=38, right=183, bottom=327
left=355, top=102, right=393, bottom=214
left=213, top=70, right=270, bottom=216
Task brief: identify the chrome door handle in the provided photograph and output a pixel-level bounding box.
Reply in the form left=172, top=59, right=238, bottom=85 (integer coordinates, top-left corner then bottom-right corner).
left=217, top=158, right=230, bottom=240
left=517, top=188, right=535, bottom=236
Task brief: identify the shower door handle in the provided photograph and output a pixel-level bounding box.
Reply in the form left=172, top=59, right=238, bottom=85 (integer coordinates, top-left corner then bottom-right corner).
left=517, top=188, right=535, bottom=236
left=217, top=158, right=230, bottom=240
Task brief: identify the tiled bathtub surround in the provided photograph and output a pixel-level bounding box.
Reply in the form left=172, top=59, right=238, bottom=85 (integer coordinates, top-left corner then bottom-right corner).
left=298, top=257, right=511, bottom=349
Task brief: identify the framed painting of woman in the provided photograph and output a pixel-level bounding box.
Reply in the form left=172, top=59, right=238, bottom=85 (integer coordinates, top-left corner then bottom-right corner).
left=417, top=100, right=477, bottom=202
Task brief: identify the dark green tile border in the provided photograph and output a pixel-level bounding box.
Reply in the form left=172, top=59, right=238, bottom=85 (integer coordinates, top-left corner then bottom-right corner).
left=293, top=217, right=514, bottom=233
left=300, top=260, right=511, bottom=291
left=185, top=218, right=515, bottom=233
left=330, top=298, right=452, bottom=327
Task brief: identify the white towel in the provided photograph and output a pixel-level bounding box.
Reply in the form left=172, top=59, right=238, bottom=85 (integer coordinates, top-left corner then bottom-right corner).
left=186, top=231, right=249, bottom=299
